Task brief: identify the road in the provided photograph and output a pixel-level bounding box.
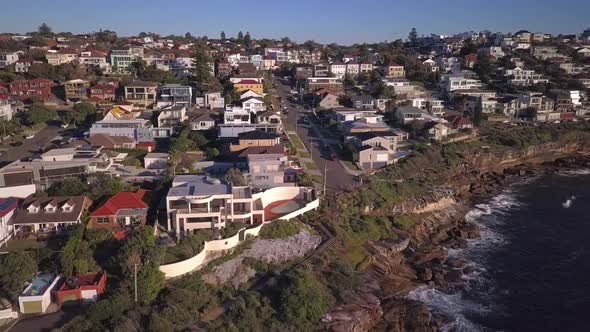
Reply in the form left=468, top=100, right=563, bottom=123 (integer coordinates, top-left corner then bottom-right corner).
left=0, top=121, right=68, bottom=164
left=273, top=77, right=356, bottom=192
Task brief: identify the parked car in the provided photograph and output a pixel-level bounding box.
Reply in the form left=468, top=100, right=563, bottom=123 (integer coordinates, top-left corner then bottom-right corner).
left=25, top=134, right=35, bottom=139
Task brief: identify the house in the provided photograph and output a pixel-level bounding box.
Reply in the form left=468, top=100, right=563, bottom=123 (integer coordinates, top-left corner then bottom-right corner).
left=165, top=175, right=317, bottom=236
left=306, top=77, right=344, bottom=94
left=144, top=153, right=168, bottom=169
left=241, top=96, right=267, bottom=113
left=46, top=48, right=78, bottom=65
left=255, top=111, right=282, bottom=127
left=318, top=93, right=341, bottom=110
left=157, top=105, right=187, bottom=128
left=238, top=63, right=257, bottom=76
left=387, top=63, right=405, bottom=78
left=464, top=54, right=478, bottom=68
left=428, top=123, right=452, bottom=141
left=195, top=92, right=224, bottom=110
left=234, top=80, right=263, bottom=95
left=437, top=57, right=462, bottom=73
left=86, top=134, right=136, bottom=149
left=0, top=103, right=14, bottom=121
left=90, top=109, right=154, bottom=143
left=445, top=115, right=474, bottom=129
left=0, top=197, right=18, bottom=246
left=360, top=62, right=374, bottom=73
left=124, top=81, right=158, bottom=109
left=355, top=145, right=394, bottom=170
left=395, top=106, right=427, bottom=125
left=240, top=90, right=263, bottom=100
left=332, top=108, right=377, bottom=125
left=0, top=51, right=19, bottom=68
left=381, top=78, right=419, bottom=98
left=502, top=67, right=548, bottom=86
left=19, top=273, right=61, bottom=314
left=90, top=84, right=116, bottom=101
left=442, top=76, right=483, bottom=93
left=157, top=84, right=192, bottom=108
left=218, top=108, right=281, bottom=138
left=346, top=62, right=360, bottom=77
left=89, top=190, right=149, bottom=231
left=293, top=64, right=314, bottom=80
left=576, top=47, right=590, bottom=58
left=12, top=196, right=92, bottom=234
left=64, top=79, right=90, bottom=101
left=422, top=59, right=439, bottom=72
left=229, top=131, right=281, bottom=152
left=110, top=47, right=144, bottom=73
left=188, top=112, right=215, bottom=131
left=351, top=95, right=376, bottom=109
left=313, top=63, right=330, bottom=77
left=6, top=78, right=53, bottom=100
left=239, top=146, right=290, bottom=188
left=343, top=115, right=391, bottom=135
left=79, top=50, right=109, bottom=72
left=347, top=131, right=399, bottom=152
left=330, top=61, right=347, bottom=79
left=14, top=58, right=42, bottom=73
left=216, top=60, right=233, bottom=78
left=56, top=271, right=107, bottom=305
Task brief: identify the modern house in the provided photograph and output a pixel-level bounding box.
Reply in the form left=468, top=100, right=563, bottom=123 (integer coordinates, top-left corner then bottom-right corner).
left=19, top=273, right=61, bottom=314
left=306, top=77, right=344, bottom=94
left=442, top=76, right=484, bottom=93
left=56, top=271, right=107, bottom=305
left=165, top=175, right=317, bottom=236
left=90, top=84, right=116, bottom=101
left=89, top=190, right=149, bottom=232
left=329, top=61, right=347, bottom=79
left=157, top=105, right=188, bottom=128
left=110, top=47, right=144, bottom=73
left=64, top=79, right=90, bottom=101
left=387, top=63, right=406, bottom=78
left=241, top=97, right=267, bottom=114
left=195, top=92, right=225, bottom=110
left=0, top=51, right=19, bottom=68
left=157, top=84, right=192, bottom=108
left=348, top=132, right=400, bottom=170
left=395, top=106, right=427, bottom=125
left=351, top=95, right=376, bottom=109
left=0, top=146, right=113, bottom=189
left=318, top=93, right=341, bottom=110
left=239, top=146, right=290, bottom=188
left=502, top=67, right=549, bottom=86
left=85, top=134, right=136, bottom=149
left=46, top=48, right=78, bottom=66
left=124, top=81, right=158, bottom=109
left=12, top=196, right=92, bottom=234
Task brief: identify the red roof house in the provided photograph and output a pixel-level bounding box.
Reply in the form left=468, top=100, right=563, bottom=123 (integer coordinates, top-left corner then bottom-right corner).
left=89, top=189, right=150, bottom=232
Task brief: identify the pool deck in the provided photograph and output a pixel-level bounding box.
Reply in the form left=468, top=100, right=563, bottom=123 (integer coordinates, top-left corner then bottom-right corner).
left=264, top=199, right=306, bottom=220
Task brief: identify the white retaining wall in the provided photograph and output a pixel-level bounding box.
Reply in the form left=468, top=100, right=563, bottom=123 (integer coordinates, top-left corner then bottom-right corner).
left=159, top=194, right=319, bottom=279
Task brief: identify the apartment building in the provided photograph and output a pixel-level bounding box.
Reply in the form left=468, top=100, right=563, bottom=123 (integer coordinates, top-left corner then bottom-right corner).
left=46, top=48, right=78, bottom=66
left=64, top=79, right=90, bottom=101
left=387, top=63, right=406, bottom=78
left=503, top=67, right=549, bottom=86
left=443, top=76, right=483, bottom=93
left=0, top=51, right=19, bottom=68
left=124, top=81, right=158, bottom=109
left=306, top=77, right=344, bottom=94
left=157, top=105, right=188, bottom=127
left=157, top=84, right=192, bottom=108
left=5, top=79, right=53, bottom=100
left=110, top=47, right=144, bottom=73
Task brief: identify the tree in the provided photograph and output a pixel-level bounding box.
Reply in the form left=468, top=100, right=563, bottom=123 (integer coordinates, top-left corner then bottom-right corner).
left=60, top=225, right=100, bottom=277
left=63, top=102, right=96, bottom=126
left=184, top=32, right=192, bottom=40
left=237, top=31, right=244, bottom=43
left=278, top=271, right=331, bottom=330
left=244, top=32, right=252, bottom=48
left=224, top=168, right=246, bottom=186
left=0, top=252, right=38, bottom=300
left=408, top=27, right=418, bottom=46
left=206, top=147, right=220, bottom=159
left=190, top=40, right=213, bottom=87
left=47, top=177, right=88, bottom=196
left=473, top=97, right=483, bottom=126
left=26, top=103, right=56, bottom=125
left=474, top=51, right=493, bottom=83
left=188, top=131, right=207, bottom=148
left=220, top=31, right=226, bottom=40
left=38, top=23, right=53, bottom=37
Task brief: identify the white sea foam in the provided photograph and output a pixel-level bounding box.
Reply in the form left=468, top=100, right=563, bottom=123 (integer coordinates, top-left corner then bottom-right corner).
left=557, top=168, right=590, bottom=176
left=408, top=189, right=522, bottom=331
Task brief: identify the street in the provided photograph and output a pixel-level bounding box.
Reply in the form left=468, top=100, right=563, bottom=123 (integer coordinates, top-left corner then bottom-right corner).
left=274, top=77, right=356, bottom=192
left=0, top=121, right=67, bottom=164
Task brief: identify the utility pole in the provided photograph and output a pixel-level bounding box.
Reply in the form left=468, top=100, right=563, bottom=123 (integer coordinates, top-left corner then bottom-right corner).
left=134, top=263, right=138, bottom=303
left=323, top=163, right=327, bottom=194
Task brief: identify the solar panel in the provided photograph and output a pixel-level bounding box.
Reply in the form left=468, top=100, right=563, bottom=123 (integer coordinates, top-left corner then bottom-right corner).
left=0, top=198, right=17, bottom=211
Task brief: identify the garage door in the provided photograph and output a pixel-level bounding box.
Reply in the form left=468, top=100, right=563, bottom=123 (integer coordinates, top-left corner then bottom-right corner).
left=22, top=300, right=43, bottom=314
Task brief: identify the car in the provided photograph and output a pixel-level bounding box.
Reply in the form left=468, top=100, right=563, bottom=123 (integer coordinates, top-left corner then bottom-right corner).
left=331, top=153, right=338, bottom=161
left=25, top=134, right=35, bottom=139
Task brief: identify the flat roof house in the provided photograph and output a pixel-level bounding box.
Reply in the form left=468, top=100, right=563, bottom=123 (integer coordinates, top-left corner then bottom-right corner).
left=64, top=79, right=90, bottom=101
left=124, top=81, right=158, bottom=110
left=157, top=84, right=192, bottom=108
left=56, top=271, right=107, bottom=306
left=0, top=197, right=18, bottom=246
left=89, top=190, right=149, bottom=232
left=19, top=273, right=61, bottom=314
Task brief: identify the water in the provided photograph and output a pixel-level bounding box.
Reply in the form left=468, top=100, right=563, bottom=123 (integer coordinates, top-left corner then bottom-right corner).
left=408, top=170, right=590, bottom=332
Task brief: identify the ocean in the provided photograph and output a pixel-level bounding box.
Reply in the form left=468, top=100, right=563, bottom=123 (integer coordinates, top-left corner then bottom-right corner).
left=408, top=169, right=590, bottom=332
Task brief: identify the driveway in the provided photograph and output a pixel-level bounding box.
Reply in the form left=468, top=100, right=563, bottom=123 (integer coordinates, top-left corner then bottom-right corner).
left=274, top=78, right=357, bottom=192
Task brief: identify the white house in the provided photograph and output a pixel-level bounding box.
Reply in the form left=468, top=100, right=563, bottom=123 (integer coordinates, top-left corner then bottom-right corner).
left=144, top=153, right=169, bottom=169
left=0, top=197, right=17, bottom=246
left=330, top=61, right=347, bottom=79
left=241, top=97, right=267, bottom=114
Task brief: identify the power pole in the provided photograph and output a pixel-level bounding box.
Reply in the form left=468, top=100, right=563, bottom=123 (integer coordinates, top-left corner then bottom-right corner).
left=323, top=163, right=327, bottom=194
left=134, top=263, right=138, bottom=303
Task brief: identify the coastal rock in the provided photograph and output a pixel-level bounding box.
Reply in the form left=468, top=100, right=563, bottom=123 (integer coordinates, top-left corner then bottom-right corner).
left=323, top=292, right=383, bottom=332
left=445, top=269, right=463, bottom=283
left=446, top=257, right=467, bottom=269
left=418, top=268, right=433, bottom=281
left=412, top=246, right=448, bottom=266
left=375, top=298, right=443, bottom=332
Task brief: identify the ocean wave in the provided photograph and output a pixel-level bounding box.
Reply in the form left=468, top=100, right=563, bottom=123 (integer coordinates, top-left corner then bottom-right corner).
left=407, top=286, right=490, bottom=332
left=557, top=168, right=590, bottom=176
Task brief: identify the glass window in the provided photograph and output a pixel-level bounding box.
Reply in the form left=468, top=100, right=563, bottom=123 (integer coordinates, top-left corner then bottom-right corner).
left=96, top=217, right=109, bottom=224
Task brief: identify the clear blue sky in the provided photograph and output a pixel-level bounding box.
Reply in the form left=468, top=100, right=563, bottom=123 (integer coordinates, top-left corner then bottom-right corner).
left=1, top=0, right=588, bottom=44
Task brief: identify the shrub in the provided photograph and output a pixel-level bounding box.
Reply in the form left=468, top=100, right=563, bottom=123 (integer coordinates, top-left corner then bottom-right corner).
left=259, top=220, right=299, bottom=239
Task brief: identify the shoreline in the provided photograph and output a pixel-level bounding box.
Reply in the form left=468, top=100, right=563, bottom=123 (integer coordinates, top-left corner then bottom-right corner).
left=324, top=154, right=590, bottom=331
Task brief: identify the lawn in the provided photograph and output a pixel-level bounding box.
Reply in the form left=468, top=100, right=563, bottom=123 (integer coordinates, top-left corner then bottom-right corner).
left=342, top=160, right=360, bottom=171
left=298, top=151, right=311, bottom=159
left=288, top=134, right=305, bottom=150
left=0, top=239, right=47, bottom=252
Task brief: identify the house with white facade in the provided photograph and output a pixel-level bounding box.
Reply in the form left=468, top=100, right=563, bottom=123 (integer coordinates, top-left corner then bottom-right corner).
left=330, top=61, right=347, bottom=79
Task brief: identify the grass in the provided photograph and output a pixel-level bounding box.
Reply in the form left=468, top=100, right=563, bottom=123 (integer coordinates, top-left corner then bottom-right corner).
left=342, top=160, right=360, bottom=171
left=0, top=239, right=47, bottom=252
left=304, top=161, right=318, bottom=170
left=259, top=220, right=300, bottom=239
left=299, top=151, right=311, bottom=159
left=289, top=134, right=305, bottom=150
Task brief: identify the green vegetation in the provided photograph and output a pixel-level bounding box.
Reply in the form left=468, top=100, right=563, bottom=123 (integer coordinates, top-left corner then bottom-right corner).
left=60, top=225, right=106, bottom=277
left=224, top=167, right=246, bottom=186
left=164, top=230, right=213, bottom=264
left=47, top=173, right=137, bottom=203
left=259, top=220, right=300, bottom=239
left=25, top=103, right=56, bottom=126
left=0, top=251, right=37, bottom=300
left=288, top=134, right=305, bottom=150
left=62, top=102, right=96, bottom=127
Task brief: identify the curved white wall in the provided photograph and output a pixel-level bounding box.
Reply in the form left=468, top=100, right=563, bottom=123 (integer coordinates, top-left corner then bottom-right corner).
left=259, top=186, right=302, bottom=207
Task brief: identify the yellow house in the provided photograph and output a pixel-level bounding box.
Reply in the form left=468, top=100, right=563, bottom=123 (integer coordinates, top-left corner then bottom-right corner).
left=234, top=80, right=264, bottom=95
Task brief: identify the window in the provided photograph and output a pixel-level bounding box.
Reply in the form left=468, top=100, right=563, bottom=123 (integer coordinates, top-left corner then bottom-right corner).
left=96, top=217, right=109, bottom=224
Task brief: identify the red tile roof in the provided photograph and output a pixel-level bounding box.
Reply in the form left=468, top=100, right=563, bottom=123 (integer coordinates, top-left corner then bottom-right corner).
left=91, top=189, right=149, bottom=217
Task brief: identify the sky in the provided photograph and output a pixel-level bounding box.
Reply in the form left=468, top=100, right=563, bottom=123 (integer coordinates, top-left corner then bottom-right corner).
left=0, top=0, right=588, bottom=45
